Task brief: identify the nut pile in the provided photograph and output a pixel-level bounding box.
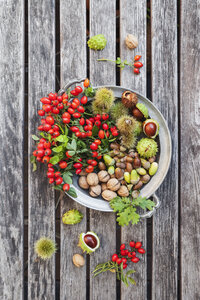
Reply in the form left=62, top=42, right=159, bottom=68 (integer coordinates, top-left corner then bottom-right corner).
left=78, top=142, right=158, bottom=201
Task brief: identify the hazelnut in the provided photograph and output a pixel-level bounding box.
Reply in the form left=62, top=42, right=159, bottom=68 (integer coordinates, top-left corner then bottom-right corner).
left=133, top=157, right=141, bottom=168
left=107, top=178, right=120, bottom=191
left=98, top=162, right=106, bottom=170
left=89, top=185, right=101, bottom=197
left=126, top=162, right=133, bottom=173
left=73, top=254, right=85, bottom=267
left=115, top=168, right=124, bottom=180
left=133, top=181, right=143, bottom=190
left=117, top=186, right=129, bottom=197
left=101, top=183, right=107, bottom=191
left=125, top=34, right=138, bottom=49
left=79, top=176, right=89, bottom=190
left=102, top=190, right=117, bottom=201
left=98, top=170, right=110, bottom=182
left=87, top=173, right=99, bottom=186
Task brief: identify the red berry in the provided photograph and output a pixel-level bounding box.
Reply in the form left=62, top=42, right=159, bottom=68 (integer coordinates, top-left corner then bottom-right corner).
left=131, top=257, right=140, bottom=263
left=121, top=250, right=126, bottom=256
left=49, top=178, right=54, bottom=184
left=53, top=131, right=60, bottom=138
left=54, top=171, right=61, bottom=178
left=68, top=108, right=75, bottom=114
left=48, top=92, right=57, bottom=100
left=70, top=126, right=79, bottom=133
left=62, top=112, right=71, bottom=119
left=121, top=258, right=127, bottom=264
left=94, top=139, right=101, bottom=145
left=43, top=104, right=52, bottom=113
left=112, top=254, right=118, bottom=262
left=131, top=251, right=136, bottom=257
left=85, top=165, right=94, bottom=173
left=43, top=124, right=51, bottom=132
left=59, top=161, right=68, bottom=169
left=98, top=130, right=105, bottom=139
left=70, top=89, right=79, bottom=96
left=90, top=160, right=97, bottom=166
left=81, top=132, right=87, bottom=138
left=112, top=130, right=119, bottom=137
left=128, top=252, right=133, bottom=258
left=63, top=183, right=70, bottom=191
left=38, top=110, right=45, bottom=116
left=123, top=264, right=128, bottom=269
left=135, top=242, right=142, bottom=249
left=129, top=241, right=135, bottom=248
left=40, top=97, right=51, bottom=104
left=86, top=119, right=93, bottom=125
left=46, top=116, right=54, bottom=125
left=116, top=258, right=122, bottom=265
left=95, top=114, right=101, bottom=121
left=36, top=149, right=44, bottom=157
left=48, top=167, right=54, bottom=172
left=124, top=249, right=129, bottom=255
left=66, top=151, right=72, bottom=158
left=62, top=92, right=68, bottom=100
left=37, top=143, right=44, bottom=149
left=57, top=103, right=64, bottom=110
left=57, top=96, right=62, bottom=102
left=44, top=148, right=52, bottom=156
left=75, top=168, right=82, bottom=175
left=95, top=120, right=101, bottom=127
left=97, top=155, right=102, bottom=160
left=120, top=244, right=126, bottom=250
left=75, top=132, right=81, bottom=137
left=77, top=106, right=85, bottom=113
left=62, top=118, right=70, bottom=124
left=43, top=141, right=51, bottom=148
left=52, top=100, right=59, bottom=106
left=102, top=113, right=109, bottom=120
left=134, top=62, right=143, bottom=68
left=75, top=86, right=83, bottom=94
left=138, top=248, right=146, bottom=254
left=52, top=125, right=60, bottom=131
left=73, top=162, right=83, bottom=169
left=42, top=156, right=50, bottom=163
left=36, top=156, right=42, bottom=161
left=33, top=150, right=37, bottom=157
left=73, top=112, right=81, bottom=118
left=40, top=138, right=46, bottom=143
left=52, top=107, right=59, bottom=114
left=102, top=123, right=109, bottom=130
left=80, top=96, right=88, bottom=105
left=47, top=172, right=54, bottom=178
left=90, top=143, right=98, bottom=150
left=71, top=102, right=78, bottom=109
left=89, top=118, right=95, bottom=123
left=92, top=151, right=98, bottom=157
left=79, top=117, right=85, bottom=125
left=48, top=163, right=53, bottom=167
left=83, top=78, right=90, bottom=88
left=105, top=131, right=109, bottom=138
left=55, top=177, right=63, bottom=185
left=133, top=68, right=140, bottom=75
left=134, top=55, right=142, bottom=61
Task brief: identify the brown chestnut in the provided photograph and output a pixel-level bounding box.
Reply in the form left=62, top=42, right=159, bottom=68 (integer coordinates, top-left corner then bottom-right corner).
left=144, top=122, right=157, bottom=137
left=132, top=107, right=144, bottom=120
left=84, top=234, right=97, bottom=248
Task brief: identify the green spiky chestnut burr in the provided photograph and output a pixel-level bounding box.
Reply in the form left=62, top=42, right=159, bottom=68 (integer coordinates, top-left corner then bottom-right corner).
left=136, top=138, right=158, bottom=159
left=87, top=34, right=107, bottom=50
left=34, top=237, right=57, bottom=260
left=132, top=103, right=149, bottom=120
left=110, top=101, right=129, bottom=121
left=92, top=88, right=115, bottom=114
left=62, top=209, right=83, bottom=225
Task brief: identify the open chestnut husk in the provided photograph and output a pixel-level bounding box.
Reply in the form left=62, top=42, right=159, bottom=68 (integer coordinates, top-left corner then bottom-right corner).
left=122, top=91, right=138, bottom=108
left=143, top=119, right=159, bottom=138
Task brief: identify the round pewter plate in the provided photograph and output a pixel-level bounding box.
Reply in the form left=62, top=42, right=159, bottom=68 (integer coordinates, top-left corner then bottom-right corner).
left=67, top=85, right=172, bottom=212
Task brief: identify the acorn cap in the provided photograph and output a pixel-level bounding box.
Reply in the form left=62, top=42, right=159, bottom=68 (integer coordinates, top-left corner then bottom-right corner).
left=143, top=119, right=159, bottom=138
left=136, top=103, right=148, bottom=119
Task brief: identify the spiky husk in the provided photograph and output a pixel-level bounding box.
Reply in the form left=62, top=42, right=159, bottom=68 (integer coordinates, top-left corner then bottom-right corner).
left=136, top=103, right=149, bottom=119
left=121, top=133, right=137, bottom=149
left=110, top=101, right=129, bottom=121
left=87, top=34, right=107, bottom=50
left=34, top=237, right=57, bottom=260
left=117, top=115, right=137, bottom=135
left=136, top=138, right=158, bottom=158
left=78, top=232, right=100, bottom=254
left=62, top=209, right=83, bottom=225
left=92, top=88, right=115, bottom=114
left=143, top=119, right=159, bottom=138
left=134, top=121, right=143, bottom=136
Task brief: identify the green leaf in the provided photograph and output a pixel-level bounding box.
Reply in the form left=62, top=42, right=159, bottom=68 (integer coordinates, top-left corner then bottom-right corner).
left=71, top=139, right=77, bottom=151
left=32, top=162, right=37, bottom=172
left=124, top=60, right=128, bottom=65
left=127, top=277, right=136, bottom=285
left=40, top=132, right=46, bottom=138
left=63, top=173, right=73, bottom=184
left=30, top=155, right=36, bottom=163
left=49, top=155, right=60, bottom=165
left=32, top=135, right=39, bottom=141
left=126, top=270, right=136, bottom=276
left=53, top=185, right=63, bottom=191
left=84, top=86, right=96, bottom=97
left=56, top=135, right=68, bottom=143
left=110, top=197, right=131, bottom=213
left=92, top=125, right=99, bottom=136
left=116, top=57, right=121, bottom=64
left=133, top=196, right=156, bottom=211
left=68, top=150, right=75, bottom=156
left=52, top=145, right=63, bottom=153
left=116, top=206, right=140, bottom=226
left=67, top=187, right=77, bottom=198
left=65, top=126, right=68, bottom=136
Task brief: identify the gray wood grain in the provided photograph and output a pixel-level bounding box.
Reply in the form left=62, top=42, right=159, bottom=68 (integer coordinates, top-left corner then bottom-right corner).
left=180, top=1, right=200, bottom=299
left=120, top=0, right=147, bottom=298
left=151, top=1, right=178, bottom=299
left=89, top=1, right=117, bottom=299
left=60, top=1, right=87, bottom=299
left=0, top=1, right=24, bottom=299
left=28, top=1, right=56, bottom=299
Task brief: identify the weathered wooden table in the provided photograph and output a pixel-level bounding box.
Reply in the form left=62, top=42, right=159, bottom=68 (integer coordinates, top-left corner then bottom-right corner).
left=0, top=0, right=199, bottom=299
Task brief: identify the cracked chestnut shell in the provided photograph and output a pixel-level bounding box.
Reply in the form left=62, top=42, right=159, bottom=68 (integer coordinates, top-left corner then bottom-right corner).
left=122, top=91, right=138, bottom=108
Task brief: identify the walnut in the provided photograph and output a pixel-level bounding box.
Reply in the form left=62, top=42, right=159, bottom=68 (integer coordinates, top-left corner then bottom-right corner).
left=89, top=185, right=101, bottom=197
left=117, top=185, right=129, bottom=197
left=98, top=170, right=110, bottom=182
left=86, top=173, right=99, bottom=186
left=79, top=176, right=89, bottom=189
left=102, top=190, right=117, bottom=201
left=101, top=183, right=107, bottom=191
left=107, top=178, right=120, bottom=191
left=125, top=34, right=138, bottom=49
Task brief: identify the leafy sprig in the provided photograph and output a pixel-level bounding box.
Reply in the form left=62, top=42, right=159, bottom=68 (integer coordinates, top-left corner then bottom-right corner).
left=97, top=57, right=133, bottom=70
left=110, top=196, right=155, bottom=226
left=92, top=261, right=136, bottom=287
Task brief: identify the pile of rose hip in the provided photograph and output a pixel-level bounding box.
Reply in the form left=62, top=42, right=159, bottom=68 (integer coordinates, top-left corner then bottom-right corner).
left=112, top=241, right=145, bottom=269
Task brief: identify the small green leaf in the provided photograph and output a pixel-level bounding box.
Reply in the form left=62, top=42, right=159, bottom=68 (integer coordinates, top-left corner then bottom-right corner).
left=56, top=135, right=68, bottom=143
left=53, top=185, right=63, bottom=191
left=67, top=187, right=77, bottom=198
left=68, top=150, right=75, bottom=156
left=63, top=173, right=73, bottom=184
left=52, top=146, right=63, bottom=153
left=116, top=57, right=121, bottom=64
left=30, top=155, right=36, bottom=163
left=65, top=126, right=68, bottom=136
left=71, top=139, right=77, bottom=151
left=126, top=270, right=136, bottom=276
left=40, top=132, right=46, bottom=138
left=33, top=163, right=37, bottom=172
left=92, top=125, right=99, bottom=136
left=32, top=135, right=39, bottom=141
left=127, top=277, right=136, bottom=285
left=49, top=155, right=60, bottom=165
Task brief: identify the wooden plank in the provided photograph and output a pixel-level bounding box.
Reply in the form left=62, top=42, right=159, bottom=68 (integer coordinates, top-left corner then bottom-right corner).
left=180, top=1, right=200, bottom=299
left=28, top=1, right=56, bottom=299
left=0, top=1, right=24, bottom=299
left=151, top=0, right=178, bottom=299
left=60, top=1, right=87, bottom=299
left=89, top=1, right=116, bottom=299
left=120, top=0, right=147, bottom=298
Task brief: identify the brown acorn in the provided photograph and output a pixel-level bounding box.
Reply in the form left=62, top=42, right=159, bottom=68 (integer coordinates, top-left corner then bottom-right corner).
left=122, top=91, right=138, bottom=108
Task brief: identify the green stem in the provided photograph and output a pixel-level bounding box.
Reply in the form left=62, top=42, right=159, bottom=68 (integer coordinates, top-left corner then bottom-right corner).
left=97, top=58, right=116, bottom=63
